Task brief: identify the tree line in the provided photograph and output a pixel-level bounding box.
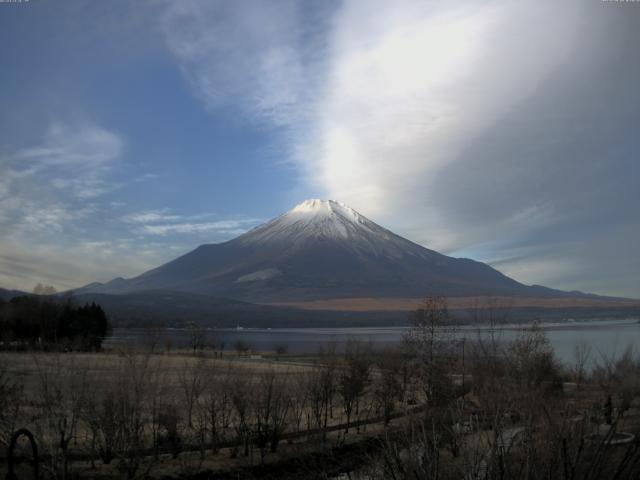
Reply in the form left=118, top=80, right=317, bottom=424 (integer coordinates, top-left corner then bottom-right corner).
left=0, top=295, right=111, bottom=351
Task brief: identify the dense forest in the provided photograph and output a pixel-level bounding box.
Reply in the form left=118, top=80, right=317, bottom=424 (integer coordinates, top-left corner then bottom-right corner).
left=0, top=295, right=111, bottom=350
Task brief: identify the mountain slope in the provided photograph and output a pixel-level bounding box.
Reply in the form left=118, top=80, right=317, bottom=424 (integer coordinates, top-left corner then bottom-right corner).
left=0, top=287, right=28, bottom=301
left=79, top=199, right=592, bottom=302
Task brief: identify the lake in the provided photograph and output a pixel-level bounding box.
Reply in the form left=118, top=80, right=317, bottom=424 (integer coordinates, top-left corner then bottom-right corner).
left=106, top=318, right=640, bottom=367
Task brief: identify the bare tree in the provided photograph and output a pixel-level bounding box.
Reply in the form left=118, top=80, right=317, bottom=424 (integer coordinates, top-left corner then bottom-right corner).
left=178, top=357, right=206, bottom=429
left=146, top=357, right=169, bottom=460
left=288, top=371, right=309, bottom=436
left=508, top=322, right=559, bottom=390
left=200, top=364, right=233, bottom=454
left=33, top=354, right=88, bottom=480
left=144, top=326, right=166, bottom=354
left=404, top=297, right=457, bottom=408
left=252, top=370, right=290, bottom=460
left=338, top=340, right=371, bottom=433
left=234, top=340, right=251, bottom=357
left=308, top=351, right=338, bottom=447
left=405, top=297, right=451, bottom=363
left=229, top=372, right=251, bottom=458
left=112, top=353, right=154, bottom=479
left=82, top=381, right=118, bottom=465
left=373, top=354, right=402, bottom=426
left=572, top=340, right=592, bottom=389
left=274, top=344, right=288, bottom=360
left=187, top=322, right=207, bottom=354
left=376, top=415, right=445, bottom=480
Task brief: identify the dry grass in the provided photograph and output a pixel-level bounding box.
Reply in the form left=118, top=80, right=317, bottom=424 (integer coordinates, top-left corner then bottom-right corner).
left=0, top=349, right=413, bottom=479
left=265, top=295, right=640, bottom=312
left=4, top=329, right=640, bottom=480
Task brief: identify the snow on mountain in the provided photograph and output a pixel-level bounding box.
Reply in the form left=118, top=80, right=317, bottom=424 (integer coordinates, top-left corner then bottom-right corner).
left=235, top=199, right=438, bottom=261
left=76, top=199, right=581, bottom=301
left=239, top=199, right=374, bottom=243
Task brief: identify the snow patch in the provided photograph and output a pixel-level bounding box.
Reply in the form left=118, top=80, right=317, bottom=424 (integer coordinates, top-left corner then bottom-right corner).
left=236, top=268, right=281, bottom=283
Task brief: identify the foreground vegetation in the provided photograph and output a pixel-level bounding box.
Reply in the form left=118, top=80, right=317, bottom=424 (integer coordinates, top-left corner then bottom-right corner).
left=1, top=298, right=640, bottom=479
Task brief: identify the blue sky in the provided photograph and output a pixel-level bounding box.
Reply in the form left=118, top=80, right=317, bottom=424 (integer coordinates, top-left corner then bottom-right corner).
left=1, top=0, right=639, bottom=298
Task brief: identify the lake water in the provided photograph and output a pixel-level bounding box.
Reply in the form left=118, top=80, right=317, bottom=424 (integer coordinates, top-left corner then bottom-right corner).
left=107, top=318, right=640, bottom=367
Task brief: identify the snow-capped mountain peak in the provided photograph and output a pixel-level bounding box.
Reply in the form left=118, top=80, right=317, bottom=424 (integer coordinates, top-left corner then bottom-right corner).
left=290, top=199, right=361, bottom=221
left=236, top=199, right=383, bottom=246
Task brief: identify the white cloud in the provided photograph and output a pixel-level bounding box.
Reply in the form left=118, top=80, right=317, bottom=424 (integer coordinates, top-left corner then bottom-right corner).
left=155, top=1, right=639, bottom=297
left=0, top=121, right=129, bottom=290
left=492, top=254, right=578, bottom=288
left=123, top=210, right=184, bottom=224
left=15, top=122, right=123, bottom=167
left=306, top=1, right=579, bottom=221
left=138, top=219, right=260, bottom=236
left=1, top=122, right=125, bottom=212
left=20, top=204, right=92, bottom=233
left=122, top=209, right=262, bottom=236
left=0, top=238, right=169, bottom=292
left=158, top=0, right=580, bottom=224
left=159, top=0, right=320, bottom=127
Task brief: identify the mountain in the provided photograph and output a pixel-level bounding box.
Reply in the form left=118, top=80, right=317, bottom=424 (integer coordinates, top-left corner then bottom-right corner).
left=0, top=287, right=28, bottom=301
left=78, top=199, right=598, bottom=303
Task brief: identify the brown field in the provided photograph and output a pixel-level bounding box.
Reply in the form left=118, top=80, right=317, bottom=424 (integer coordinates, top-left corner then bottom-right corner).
left=4, top=323, right=640, bottom=479
left=0, top=348, right=417, bottom=479
left=266, top=295, right=640, bottom=312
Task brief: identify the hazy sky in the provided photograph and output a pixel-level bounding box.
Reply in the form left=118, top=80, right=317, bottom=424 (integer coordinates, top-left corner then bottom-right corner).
left=1, top=0, right=639, bottom=298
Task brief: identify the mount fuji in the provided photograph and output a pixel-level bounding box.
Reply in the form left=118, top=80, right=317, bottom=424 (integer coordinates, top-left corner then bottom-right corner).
left=78, top=199, right=593, bottom=303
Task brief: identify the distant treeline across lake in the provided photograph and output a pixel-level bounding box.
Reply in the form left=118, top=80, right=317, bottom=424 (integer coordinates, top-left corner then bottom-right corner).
left=105, top=318, right=640, bottom=366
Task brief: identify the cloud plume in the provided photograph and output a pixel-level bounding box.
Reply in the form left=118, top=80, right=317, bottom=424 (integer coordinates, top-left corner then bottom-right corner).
left=158, top=0, right=640, bottom=297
